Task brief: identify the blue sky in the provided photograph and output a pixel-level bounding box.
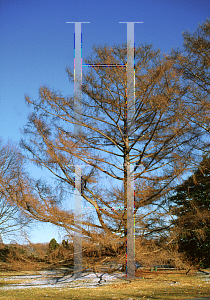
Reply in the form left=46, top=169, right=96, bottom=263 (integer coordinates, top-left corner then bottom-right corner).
left=0, top=0, right=209, bottom=244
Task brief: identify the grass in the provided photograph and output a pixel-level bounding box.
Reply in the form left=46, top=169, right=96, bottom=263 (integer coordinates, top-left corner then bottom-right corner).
left=0, top=269, right=209, bottom=299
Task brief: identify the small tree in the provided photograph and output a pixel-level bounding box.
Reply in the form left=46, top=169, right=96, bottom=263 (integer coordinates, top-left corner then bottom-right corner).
left=62, top=239, right=69, bottom=249
left=49, top=238, right=59, bottom=251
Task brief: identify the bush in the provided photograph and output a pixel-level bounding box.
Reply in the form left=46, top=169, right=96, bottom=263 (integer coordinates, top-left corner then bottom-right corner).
left=48, top=238, right=59, bottom=252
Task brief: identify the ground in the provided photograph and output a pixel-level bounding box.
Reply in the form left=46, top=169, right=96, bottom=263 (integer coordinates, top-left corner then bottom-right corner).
left=0, top=268, right=209, bottom=299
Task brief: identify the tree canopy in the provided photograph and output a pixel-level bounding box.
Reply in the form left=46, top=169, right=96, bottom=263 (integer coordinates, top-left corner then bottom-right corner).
left=19, top=42, right=202, bottom=248
left=173, top=18, right=210, bottom=138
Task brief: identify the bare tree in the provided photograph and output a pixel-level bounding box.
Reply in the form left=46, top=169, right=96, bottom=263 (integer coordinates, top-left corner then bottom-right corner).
left=19, top=43, right=203, bottom=269
left=0, top=140, right=30, bottom=242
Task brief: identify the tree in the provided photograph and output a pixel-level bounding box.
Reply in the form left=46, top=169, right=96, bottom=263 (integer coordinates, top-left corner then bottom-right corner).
left=0, top=140, right=30, bottom=242
left=49, top=238, right=59, bottom=251
left=173, top=19, right=210, bottom=138
left=62, top=239, right=69, bottom=249
left=169, top=155, right=210, bottom=268
left=19, top=43, right=203, bottom=268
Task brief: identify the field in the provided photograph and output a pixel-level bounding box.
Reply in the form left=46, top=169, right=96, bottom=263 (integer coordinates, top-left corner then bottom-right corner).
left=0, top=268, right=209, bottom=299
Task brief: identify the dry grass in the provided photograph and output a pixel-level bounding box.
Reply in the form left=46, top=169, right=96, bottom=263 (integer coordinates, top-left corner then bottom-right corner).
left=0, top=269, right=209, bottom=299
left=0, top=242, right=209, bottom=299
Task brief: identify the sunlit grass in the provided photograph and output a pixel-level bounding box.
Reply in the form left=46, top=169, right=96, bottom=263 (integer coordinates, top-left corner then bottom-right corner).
left=0, top=270, right=209, bottom=299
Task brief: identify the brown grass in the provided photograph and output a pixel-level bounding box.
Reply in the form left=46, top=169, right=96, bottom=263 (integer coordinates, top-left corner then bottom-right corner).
left=0, top=268, right=209, bottom=299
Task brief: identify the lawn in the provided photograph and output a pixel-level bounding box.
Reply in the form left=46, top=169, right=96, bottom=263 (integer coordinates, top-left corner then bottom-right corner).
left=0, top=269, right=209, bottom=299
